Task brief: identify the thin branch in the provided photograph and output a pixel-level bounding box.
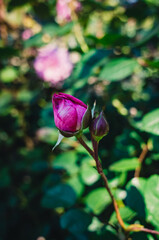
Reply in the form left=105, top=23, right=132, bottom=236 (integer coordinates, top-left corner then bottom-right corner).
left=134, top=144, right=149, bottom=178
left=92, top=139, right=126, bottom=231
left=76, top=135, right=95, bottom=159
left=92, top=140, right=102, bottom=174
left=141, top=228, right=159, bottom=235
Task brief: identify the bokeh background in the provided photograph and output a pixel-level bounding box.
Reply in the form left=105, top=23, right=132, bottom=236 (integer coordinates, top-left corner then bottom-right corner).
left=0, top=0, right=159, bottom=239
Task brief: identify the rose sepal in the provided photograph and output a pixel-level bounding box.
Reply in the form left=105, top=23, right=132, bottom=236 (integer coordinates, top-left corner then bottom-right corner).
left=59, top=129, right=80, bottom=138
left=52, top=131, right=64, bottom=151
left=81, top=105, right=92, bottom=129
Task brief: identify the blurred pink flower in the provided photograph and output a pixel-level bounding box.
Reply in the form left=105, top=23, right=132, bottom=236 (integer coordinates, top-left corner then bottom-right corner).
left=56, top=0, right=81, bottom=23
left=34, top=45, right=73, bottom=84
left=22, top=29, right=33, bottom=40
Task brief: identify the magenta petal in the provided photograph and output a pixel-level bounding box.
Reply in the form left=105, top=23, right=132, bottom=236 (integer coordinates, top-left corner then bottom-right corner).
left=57, top=93, right=87, bottom=108
left=54, top=99, right=78, bottom=132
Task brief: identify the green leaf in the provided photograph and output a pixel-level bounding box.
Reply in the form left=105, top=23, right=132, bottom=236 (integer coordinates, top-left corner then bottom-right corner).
left=144, top=0, right=159, bottom=7
left=100, top=58, right=138, bottom=81
left=23, top=23, right=73, bottom=48
left=126, top=178, right=147, bottom=219
left=88, top=217, right=102, bottom=232
left=80, top=166, right=99, bottom=186
left=84, top=188, right=111, bottom=215
left=0, top=66, right=19, bottom=83
left=52, top=151, right=78, bottom=174
left=16, top=89, right=38, bottom=103
left=60, top=209, right=92, bottom=233
left=66, top=175, right=84, bottom=197
left=23, top=32, right=44, bottom=48
left=73, top=49, right=110, bottom=79
left=145, top=59, right=159, bottom=69
left=41, top=184, right=76, bottom=209
left=126, top=176, right=159, bottom=230
left=109, top=158, right=139, bottom=172
left=140, top=109, right=159, bottom=135
left=132, top=24, right=159, bottom=47
left=144, top=175, right=159, bottom=229
left=147, top=235, right=155, bottom=240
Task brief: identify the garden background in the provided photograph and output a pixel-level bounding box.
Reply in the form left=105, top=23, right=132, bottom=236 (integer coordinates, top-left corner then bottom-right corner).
left=0, top=0, right=159, bottom=239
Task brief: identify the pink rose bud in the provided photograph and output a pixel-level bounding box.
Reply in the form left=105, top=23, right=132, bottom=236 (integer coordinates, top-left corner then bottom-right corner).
left=90, top=111, right=109, bottom=142
left=52, top=93, right=91, bottom=137
left=34, top=45, right=73, bottom=85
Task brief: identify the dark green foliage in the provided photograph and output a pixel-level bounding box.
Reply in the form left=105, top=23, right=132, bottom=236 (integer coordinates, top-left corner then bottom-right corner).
left=1, top=0, right=159, bottom=239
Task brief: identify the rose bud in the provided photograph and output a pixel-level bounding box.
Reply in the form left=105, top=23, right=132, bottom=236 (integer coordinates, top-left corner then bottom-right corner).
left=90, top=111, right=109, bottom=142
left=52, top=93, right=91, bottom=137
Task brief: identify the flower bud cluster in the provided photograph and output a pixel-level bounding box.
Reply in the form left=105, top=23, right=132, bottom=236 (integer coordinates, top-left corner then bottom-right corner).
left=52, top=93, right=109, bottom=141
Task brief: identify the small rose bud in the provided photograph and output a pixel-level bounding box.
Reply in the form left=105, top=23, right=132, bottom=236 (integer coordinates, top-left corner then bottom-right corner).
left=90, top=111, right=109, bottom=142
left=52, top=93, right=91, bottom=137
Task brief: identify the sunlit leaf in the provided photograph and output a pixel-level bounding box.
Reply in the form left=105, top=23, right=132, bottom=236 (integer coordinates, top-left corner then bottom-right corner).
left=140, top=109, right=159, bottom=135
left=52, top=151, right=78, bottom=174
left=84, top=188, right=111, bottom=215
left=100, top=58, right=138, bottom=81
left=80, top=166, right=99, bottom=185
left=109, top=158, right=139, bottom=172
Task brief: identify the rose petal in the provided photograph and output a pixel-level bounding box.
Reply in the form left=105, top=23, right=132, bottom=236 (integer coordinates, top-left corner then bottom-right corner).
left=57, top=93, right=87, bottom=108
left=54, top=99, right=78, bottom=132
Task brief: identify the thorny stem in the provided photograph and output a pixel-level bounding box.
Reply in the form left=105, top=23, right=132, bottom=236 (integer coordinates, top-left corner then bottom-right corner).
left=134, top=143, right=149, bottom=178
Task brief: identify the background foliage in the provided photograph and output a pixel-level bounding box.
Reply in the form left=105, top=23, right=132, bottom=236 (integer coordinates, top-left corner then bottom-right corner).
left=0, top=0, right=159, bottom=239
